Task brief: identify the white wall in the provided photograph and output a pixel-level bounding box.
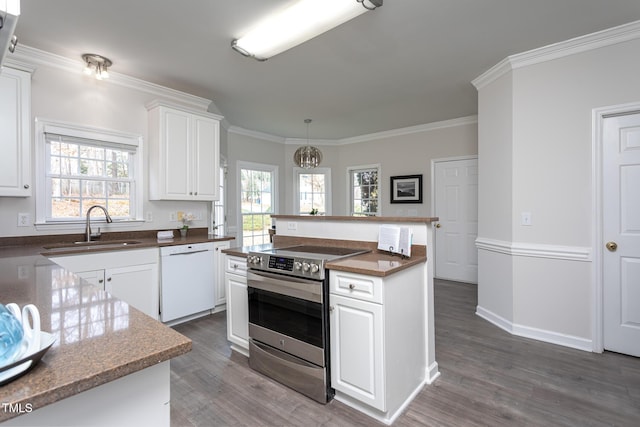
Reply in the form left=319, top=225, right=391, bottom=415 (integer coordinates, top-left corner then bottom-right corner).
left=224, top=120, right=478, bottom=236
left=475, top=32, right=640, bottom=349
left=0, top=51, right=217, bottom=237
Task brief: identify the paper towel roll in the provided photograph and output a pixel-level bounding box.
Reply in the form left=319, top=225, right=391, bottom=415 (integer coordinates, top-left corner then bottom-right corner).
left=157, top=230, right=174, bottom=240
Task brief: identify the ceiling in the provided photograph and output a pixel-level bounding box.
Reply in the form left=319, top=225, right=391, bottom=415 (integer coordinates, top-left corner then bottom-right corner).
left=14, top=0, right=640, bottom=139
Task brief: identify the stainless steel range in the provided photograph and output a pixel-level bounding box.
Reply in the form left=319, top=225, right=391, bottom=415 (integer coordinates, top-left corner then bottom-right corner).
left=246, top=245, right=369, bottom=403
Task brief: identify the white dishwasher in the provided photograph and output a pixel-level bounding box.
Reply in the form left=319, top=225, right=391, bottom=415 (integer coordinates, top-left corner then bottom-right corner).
left=160, top=242, right=215, bottom=323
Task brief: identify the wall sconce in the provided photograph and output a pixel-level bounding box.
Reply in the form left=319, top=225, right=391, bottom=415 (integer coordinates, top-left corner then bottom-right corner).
left=232, top=0, right=382, bottom=61
left=82, top=54, right=112, bottom=80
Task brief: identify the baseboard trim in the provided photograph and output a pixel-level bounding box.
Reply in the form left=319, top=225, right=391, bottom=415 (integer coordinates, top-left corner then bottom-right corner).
left=476, top=305, right=593, bottom=352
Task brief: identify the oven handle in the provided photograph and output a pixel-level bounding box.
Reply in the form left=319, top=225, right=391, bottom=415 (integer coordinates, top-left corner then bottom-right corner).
left=247, top=270, right=323, bottom=303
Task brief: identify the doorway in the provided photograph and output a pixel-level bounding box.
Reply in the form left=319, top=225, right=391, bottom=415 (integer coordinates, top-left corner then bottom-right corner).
left=431, top=156, right=478, bottom=283
left=595, top=105, right=640, bottom=357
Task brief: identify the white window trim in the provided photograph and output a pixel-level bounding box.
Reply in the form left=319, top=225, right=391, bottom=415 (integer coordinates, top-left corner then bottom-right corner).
left=293, top=167, right=332, bottom=216
left=34, top=117, right=145, bottom=232
left=237, top=160, right=279, bottom=245
left=346, top=163, right=382, bottom=216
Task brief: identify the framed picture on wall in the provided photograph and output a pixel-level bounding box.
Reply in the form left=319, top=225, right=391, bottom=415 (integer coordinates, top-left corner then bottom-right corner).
left=390, top=174, right=423, bottom=204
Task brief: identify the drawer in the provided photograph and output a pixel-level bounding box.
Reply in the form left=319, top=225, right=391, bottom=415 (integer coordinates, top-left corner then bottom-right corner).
left=225, top=255, right=247, bottom=276
left=330, top=271, right=383, bottom=304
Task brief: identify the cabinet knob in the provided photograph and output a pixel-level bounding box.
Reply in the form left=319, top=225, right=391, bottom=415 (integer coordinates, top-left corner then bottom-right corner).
left=98, top=279, right=104, bottom=284
left=348, top=283, right=355, bottom=290
left=329, top=305, right=334, bottom=313
left=23, top=184, right=30, bottom=189
left=107, top=277, right=112, bottom=282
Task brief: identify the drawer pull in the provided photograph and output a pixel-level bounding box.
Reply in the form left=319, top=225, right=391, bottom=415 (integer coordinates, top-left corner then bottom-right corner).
left=348, top=283, right=355, bottom=290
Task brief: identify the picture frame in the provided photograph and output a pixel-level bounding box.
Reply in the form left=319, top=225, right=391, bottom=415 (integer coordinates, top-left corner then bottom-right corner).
left=390, top=174, right=423, bottom=204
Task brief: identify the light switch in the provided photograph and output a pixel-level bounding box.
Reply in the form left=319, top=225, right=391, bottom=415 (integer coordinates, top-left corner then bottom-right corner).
left=521, top=212, right=532, bottom=226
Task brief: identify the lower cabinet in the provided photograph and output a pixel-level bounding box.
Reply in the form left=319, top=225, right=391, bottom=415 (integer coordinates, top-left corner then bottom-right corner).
left=330, top=294, right=385, bottom=411
left=224, top=255, right=249, bottom=355
left=48, top=249, right=159, bottom=320
left=213, top=241, right=231, bottom=308
left=329, top=265, right=426, bottom=424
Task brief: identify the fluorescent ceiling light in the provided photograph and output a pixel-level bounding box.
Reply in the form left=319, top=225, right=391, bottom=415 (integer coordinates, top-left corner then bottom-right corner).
left=232, top=0, right=382, bottom=61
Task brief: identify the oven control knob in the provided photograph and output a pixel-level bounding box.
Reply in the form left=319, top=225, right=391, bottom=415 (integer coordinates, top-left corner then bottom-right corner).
left=310, top=264, right=320, bottom=273
left=294, top=261, right=302, bottom=271
left=302, top=262, right=310, bottom=272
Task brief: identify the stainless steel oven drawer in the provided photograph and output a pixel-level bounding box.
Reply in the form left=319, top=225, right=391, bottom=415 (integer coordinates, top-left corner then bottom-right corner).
left=249, top=339, right=329, bottom=404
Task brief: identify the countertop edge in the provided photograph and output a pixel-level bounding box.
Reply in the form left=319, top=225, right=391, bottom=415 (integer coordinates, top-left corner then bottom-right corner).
left=7, top=341, right=192, bottom=421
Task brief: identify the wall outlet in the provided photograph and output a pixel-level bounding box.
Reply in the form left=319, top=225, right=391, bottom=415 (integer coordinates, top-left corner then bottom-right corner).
left=146, top=211, right=153, bottom=222
left=17, top=213, right=31, bottom=227
left=169, top=212, right=177, bottom=222
left=521, top=212, right=532, bottom=226
left=287, top=222, right=297, bottom=230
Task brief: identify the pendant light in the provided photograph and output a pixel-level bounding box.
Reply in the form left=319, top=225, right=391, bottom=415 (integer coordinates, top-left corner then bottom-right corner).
left=293, top=119, right=322, bottom=169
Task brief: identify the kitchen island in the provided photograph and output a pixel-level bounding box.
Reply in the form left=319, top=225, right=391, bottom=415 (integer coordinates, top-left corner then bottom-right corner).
left=0, top=247, right=191, bottom=426
left=224, top=215, right=439, bottom=425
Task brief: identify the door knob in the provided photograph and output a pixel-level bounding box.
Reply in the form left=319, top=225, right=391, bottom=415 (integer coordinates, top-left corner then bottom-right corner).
left=606, top=241, right=618, bottom=252
left=435, top=223, right=441, bottom=229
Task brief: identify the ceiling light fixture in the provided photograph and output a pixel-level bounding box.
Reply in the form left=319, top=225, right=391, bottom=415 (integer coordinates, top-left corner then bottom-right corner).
left=82, top=54, right=112, bottom=80
left=231, top=0, right=382, bottom=61
left=294, top=119, right=322, bottom=169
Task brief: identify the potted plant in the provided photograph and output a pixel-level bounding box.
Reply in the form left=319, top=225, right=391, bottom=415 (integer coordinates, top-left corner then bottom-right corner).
left=178, top=212, right=196, bottom=237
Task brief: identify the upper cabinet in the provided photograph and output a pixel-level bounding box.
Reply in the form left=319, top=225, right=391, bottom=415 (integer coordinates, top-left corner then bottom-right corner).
left=147, top=101, right=222, bottom=201
left=0, top=66, right=31, bottom=197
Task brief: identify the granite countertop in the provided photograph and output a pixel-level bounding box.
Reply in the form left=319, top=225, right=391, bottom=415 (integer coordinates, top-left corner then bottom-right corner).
left=0, top=249, right=195, bottom=422
left=221, top=237, right=427, bottom=277
left=0, top=228, right=235, bottom=258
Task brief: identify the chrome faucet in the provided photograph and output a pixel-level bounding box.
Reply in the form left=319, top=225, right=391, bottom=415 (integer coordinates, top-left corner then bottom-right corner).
left=85, top=205, right=113, bottom=242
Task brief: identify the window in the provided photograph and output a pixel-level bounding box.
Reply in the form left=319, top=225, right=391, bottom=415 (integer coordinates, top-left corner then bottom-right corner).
left=295, top=167, right=331, bottom=215
left=36, top=120, right=143, bottom=226
left=239, top=162, right=278, bottom=246
left=348, top=165, right=380, bottom=216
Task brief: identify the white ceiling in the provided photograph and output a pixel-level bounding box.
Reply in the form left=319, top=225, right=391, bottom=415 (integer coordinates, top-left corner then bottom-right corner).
left=14, top=0, right=640, bottom=139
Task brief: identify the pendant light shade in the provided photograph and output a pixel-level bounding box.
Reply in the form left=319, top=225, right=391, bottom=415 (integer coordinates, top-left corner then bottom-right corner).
left=294, top=119, right=322, bottom=169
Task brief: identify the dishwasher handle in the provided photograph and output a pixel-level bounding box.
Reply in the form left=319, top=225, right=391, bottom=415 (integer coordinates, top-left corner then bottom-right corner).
left=168, top=249, right=210, bottom=256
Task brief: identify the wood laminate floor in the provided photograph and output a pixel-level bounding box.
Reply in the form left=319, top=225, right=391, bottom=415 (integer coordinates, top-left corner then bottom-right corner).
left=170, top=280, right=640, bottom=426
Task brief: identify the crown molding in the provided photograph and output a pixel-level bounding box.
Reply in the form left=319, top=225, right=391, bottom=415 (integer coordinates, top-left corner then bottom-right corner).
left=5, top=44, right=214, bottom=112
left=228, top=126, right=286, bottom=143
left=340, top=115, right=478, bottom=145
left=229, top=115, right=477, bottom=145
left=473, top=19, right=640, bottom=90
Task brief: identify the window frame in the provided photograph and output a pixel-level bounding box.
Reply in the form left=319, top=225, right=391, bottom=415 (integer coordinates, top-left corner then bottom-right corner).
left=293, top=167, right=331, bottom=215
left=35, top=118, right=144, bottom=231
left=347, top=164, right=381, bottom=216
left=237, top=160, right=279, bottom=246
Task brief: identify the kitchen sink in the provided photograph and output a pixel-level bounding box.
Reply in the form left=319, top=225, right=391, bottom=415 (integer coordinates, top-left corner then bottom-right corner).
left=43, top=240, right=142, bottom=250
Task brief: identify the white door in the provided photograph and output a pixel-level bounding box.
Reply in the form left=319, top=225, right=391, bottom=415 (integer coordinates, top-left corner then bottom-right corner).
left=603, top=112, right=640, bottom=357
left=433, top=157, right=478, bottom=283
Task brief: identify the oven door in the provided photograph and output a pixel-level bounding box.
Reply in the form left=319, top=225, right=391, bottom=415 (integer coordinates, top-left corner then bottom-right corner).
left=247, top=270, right=325, bottom=367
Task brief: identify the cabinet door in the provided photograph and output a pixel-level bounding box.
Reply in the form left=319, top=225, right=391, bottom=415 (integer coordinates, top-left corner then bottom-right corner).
left=214, top=242, right=231, bottom=306
left=162, top=108, right=191, bottom=198
left=105, top=264, right=159, bottom=320
left=0, top=67, right=31, bottom=197
left=330, top=294, right=385, bottom=411
left=192, top=116, right=219, bottom=200
left=76, top=270, right=105, bottom=288
left=225, top=272, right=249, bottom=351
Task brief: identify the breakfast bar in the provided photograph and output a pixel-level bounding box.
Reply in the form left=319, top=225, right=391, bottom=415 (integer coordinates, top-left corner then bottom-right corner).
left=0, top=248, right=191, bottom=426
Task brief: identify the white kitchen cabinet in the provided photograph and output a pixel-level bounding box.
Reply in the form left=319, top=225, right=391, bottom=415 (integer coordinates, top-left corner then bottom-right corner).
left=224, top=254, right=249, bottom=356
left=330, top=293, right=384, bottom=410
left=48, top=249, right=159, bottom=320
left=329, top=265, right=426, bottom=424
left=105, top=264, right=159, bottom=320
left=214, top=241, right=231, bottom=308
left=0, top=66, right=31, bottom=197
left=147, top=101, right=222, bottom=201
